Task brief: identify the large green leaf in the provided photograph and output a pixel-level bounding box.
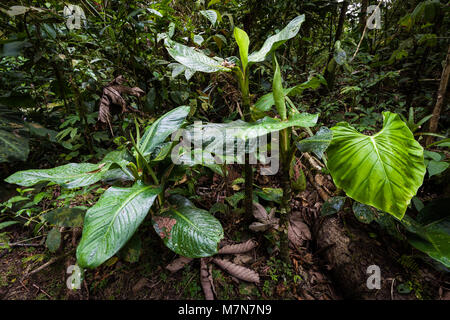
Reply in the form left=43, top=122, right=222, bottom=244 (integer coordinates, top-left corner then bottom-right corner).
left=76, top=182, right=160, bottom=268
left=0, top=129, right=29, bottom=163
left=153, top=195, right=223, bottom=258
left=296, top=126, right=332, bottom=159
left=176, top=113, right=318, bottom=165
left=403, top=199, right=450, bottom=267
left=5, top=162, right=113, bottom=189
left=187, top=113, right=318, bottom=142
left=327, top=112, right=426, bottom=219
left=165, top=39, right=230, bottom=73
left=248, top=15, right=305, bottom=63
left=139, top=105, right=190, bottom=157
left=254, top=76, right=325, bottom=112
left=234, top=27, right=249, bottom=72
left=0, top=107, right=29, bottom=163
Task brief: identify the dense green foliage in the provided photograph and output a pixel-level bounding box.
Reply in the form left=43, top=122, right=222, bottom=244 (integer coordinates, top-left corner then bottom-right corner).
left=0, top=0, right=449, bottom=285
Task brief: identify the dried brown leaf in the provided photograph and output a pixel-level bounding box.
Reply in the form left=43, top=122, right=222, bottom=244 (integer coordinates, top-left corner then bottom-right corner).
left=288, top=211, right=311, bottom=248
left=251, top=203, right=279, bottom=232
left=200, top=258, right=214, bottom=300
left=212, top=258, right=260, bottom=284
left=165, top=256, right=192, bottom=273
left=218, top=239, right=258, bottom=254
left=252, top=202, right=269, bottom=222
left=97, top=75, right=146, bottom=128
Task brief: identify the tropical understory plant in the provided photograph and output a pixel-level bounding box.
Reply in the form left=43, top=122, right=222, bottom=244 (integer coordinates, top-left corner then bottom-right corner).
left=164, top=14, right=306, bottom=220
left=5, top=106, right=226, bottom=268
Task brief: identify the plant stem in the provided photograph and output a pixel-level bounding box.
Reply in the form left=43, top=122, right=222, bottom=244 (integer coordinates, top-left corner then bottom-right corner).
left=279, top=128, right=291, bottom=264
left=237, top=71, right=254, bottom=220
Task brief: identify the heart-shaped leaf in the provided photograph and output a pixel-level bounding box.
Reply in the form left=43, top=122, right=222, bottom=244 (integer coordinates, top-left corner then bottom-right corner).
left=327, top=112, right=426, bottom=219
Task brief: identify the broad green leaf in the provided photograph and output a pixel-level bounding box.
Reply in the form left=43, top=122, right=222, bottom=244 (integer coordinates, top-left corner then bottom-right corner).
left=76, top=182, right=160, bottom=268
left=177, top=114, right=318, bottom=166
left=5, top=162, right=113, bottom=189
left=405, top=199, right=450, bottom=268
left=254, top=76, right=325, bottom=112
left=352, top=202, right=375, bottom=224
left=199, top=9, right=221, bottom=25
left=327, top=112, right=426, bottom=219
left=213, top=34, right=227, bottom=50
left=153, top=195, right=223, bottom=258
left=193, top=34, right=204, bottom=46
left=187, top=113, right=318, bottom=142
left=409, top=236, right=450, bottom=268
left=272, top=56, right=286, bottom=120
left=169, top=63, right=186, bottom=78
left=0, top=107, right=29, bottom=163
left=0, top=221, right=19, bottom=230
left=427, top=160, right=448, bottom=177
left=320, top=196, right=346, bottom=216
left=103, top=149, right=133, bottom=169
left=6, top=5, right=43, bottom=16
left=234, top=27, right=249, bottom=72
left=0, top=129, right=29, bottom=163
left=248, top=15, right=305, bottom=63
left=165, top=39, right=230, bottom=73
left=254, top=188, right=283, bottom=203
left=296, top=126, right=332, bottom=159
left=139, top=106, right=190, bottom=157
left=46, top=228, right=61, bottom=253
left=44, top=207, right=86, bottom=227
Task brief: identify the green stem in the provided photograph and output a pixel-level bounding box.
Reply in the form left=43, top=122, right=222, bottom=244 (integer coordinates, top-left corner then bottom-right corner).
left=236, top=69, right=254, bottom=220
left=279, top=128, right=291, bottom=263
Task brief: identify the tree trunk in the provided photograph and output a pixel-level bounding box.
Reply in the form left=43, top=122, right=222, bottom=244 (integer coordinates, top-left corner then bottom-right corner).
left=426, top=44, right=450, bottom=146
left=359, top=0, right=369, bottom=34
left=324, top=0, right=349, bottom=90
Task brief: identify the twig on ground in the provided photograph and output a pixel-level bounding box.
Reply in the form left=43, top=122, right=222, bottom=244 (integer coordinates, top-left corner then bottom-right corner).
left=23, top=249, right=75, bottom=279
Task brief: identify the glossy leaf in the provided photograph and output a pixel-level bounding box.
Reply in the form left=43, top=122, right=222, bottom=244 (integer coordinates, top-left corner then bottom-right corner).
left=234, top=27, right=249, bottom=72
left=76, top=182, right=160, bottom=268
left=327, top=112, right=426, bottom=219
left=5, top=162, right=113, bottom=189
left=186, top=113, right=318, bottom=143
left=320, top=196, right=346, bottom=216
left=153, top=195, right=223, bottom=258
left=296, top=126, right=332, bottom=159
left=165, top=39, right=230, bottom=73
left=248, top=15, right=305, bottom=63
left=254, top=76, right=325, bottom=112
left=352, top=202, right=375, bottom=224
left=139, top=105, right=190, bottom=157
left=199, top=9, right=220, bottom=26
